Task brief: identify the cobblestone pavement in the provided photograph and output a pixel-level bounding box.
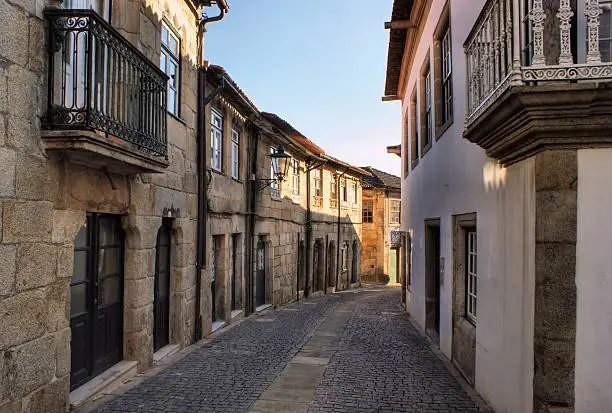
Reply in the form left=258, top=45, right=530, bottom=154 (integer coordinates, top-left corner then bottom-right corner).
left=90, top=287, right=490, bottom=413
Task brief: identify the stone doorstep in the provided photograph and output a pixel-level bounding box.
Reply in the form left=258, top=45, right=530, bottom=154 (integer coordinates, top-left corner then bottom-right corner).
left=153, top=344, right=180, bottom=364
left=255, top=303, right=272, bottom=313
left=231, top=309, right=244, bottom=319
left=69, top=360, right=138, bottom=409
left=211, top=320, right=227, bottom=333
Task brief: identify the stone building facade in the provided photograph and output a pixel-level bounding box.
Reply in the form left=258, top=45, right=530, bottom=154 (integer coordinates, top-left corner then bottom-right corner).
left=384, top=0, right=612, bottom=411
left=359, top=167, right=402, bottom=285
left=0, top=0, right=225, bottom=411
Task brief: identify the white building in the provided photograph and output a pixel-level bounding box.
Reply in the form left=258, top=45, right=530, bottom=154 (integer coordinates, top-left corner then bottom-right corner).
left=384, top=0, right=612, bottom=412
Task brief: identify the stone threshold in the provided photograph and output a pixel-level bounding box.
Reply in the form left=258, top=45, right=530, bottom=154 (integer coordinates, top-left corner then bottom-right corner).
left=231, top=309, right=244, bottom=319
left=212, top=320, right=227, bottom=333
left=153, top=344, right=180, bottom=364
left=255, top=303, right=272, bottom=313
left=69, top=360, right=138, bottom=409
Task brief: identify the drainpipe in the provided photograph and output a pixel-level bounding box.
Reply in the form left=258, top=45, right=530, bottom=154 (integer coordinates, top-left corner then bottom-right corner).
left=304, top=162, right=312, bottom=297
left=195, top=1, right=228, bottom=342
left=335, top=168, right=349, bottom=291
left=245, top=124, right=260, bottom=316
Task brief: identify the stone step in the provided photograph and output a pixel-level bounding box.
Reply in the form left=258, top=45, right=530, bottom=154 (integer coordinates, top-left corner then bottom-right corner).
left=69, top=360, right=138, bottom=409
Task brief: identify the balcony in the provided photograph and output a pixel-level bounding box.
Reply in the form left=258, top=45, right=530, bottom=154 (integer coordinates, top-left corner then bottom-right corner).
left=313, top=196, right=323, bottom=208
left=464, top=0, right=612, bottom=165
left=43, top=9, right=169, bottom=174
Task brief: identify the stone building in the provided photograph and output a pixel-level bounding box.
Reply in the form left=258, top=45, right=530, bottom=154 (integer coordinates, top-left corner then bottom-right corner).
left=384, top=0, right=612, bottom=411
left=0, top=0, right=229, bottom=410
left=261, top=113, right=366, bottom=297
left=359, top=167, right=402, bottom=285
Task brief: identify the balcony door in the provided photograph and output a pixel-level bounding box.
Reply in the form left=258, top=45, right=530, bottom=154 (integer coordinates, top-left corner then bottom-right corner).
left=154, top=219, right=172, bottom=352
left=70, top=213, right=124, bottom=391
left=64, top=0, right=110, bottom=20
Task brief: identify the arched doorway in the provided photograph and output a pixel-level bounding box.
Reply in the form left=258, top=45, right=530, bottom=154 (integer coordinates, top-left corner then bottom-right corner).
left=154, top=219, right=172, bottom=351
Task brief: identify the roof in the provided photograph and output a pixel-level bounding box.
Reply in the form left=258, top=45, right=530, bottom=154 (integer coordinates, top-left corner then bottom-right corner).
left=207, top=65, right=260, bottom=117
left=361, top=167, right=401, bottom=190
left=384, top=0, right=415, bottom=97
left=261, top=112, right=325, bottom=156
left=386, top=144, right=401, bottom=157
left=322, top=154, right=370, bottom=177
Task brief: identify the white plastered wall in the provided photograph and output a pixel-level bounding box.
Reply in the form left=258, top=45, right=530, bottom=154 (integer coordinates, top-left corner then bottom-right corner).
left=575, top=148, right=612, bottom=412
left=400, top=1, right=535, bottom=411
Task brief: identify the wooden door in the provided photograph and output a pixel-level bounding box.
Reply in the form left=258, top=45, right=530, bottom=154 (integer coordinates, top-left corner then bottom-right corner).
left=70, top=214, right=123, bottom=390
left=154, top=219, right=171, bottom=352
left=256, top=240, right=266, bottom=307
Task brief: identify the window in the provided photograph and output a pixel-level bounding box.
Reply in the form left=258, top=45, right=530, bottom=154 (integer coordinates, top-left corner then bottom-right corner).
left=270, top=147, right=281, bottom=199
left=211, top=108, right=223, bottom=172
left=161, top=22, right=180, bottom=116
left=390, top=200, right=401, bottom=224
left=330, top=175, right=338, bottom=208
left=599, top=1, right=612, bottom=61
left=340, top=179, right=347, bottom=203
left=313, top=169, right=322, bottom=207
left=231, top=127, right=240, bottom=180
left=352, top=182, right=358, bottom=205
left=292, top=159, right=300, bottom=195
left=441, top=27, right=453, bottom=124
left=410, top=89, right=419, bottom=167
left=341, top=242, right=348, bottom=271
left=403, top=108, right=410, bottom=176
left=423, top=69, right=433, bottom=149
left=362, top=199, right=373, bottom=223
left=466, top=230, right=477, bottom=322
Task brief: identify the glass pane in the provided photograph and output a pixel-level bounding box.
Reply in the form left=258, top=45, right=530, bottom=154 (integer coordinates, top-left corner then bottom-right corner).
left=168, top=34, right=178, bottom=56
left=72, top=250, right=88, bottom=283
left=98, top=217, right=119, bottom=246
left=168, top=88, right=176, bottom=114
left=160, top=52, right=167, bottom=73
left=98, top=247, right=119, bottom=278
left=98, top=276, right=120, bottom=307
left=71, top=283, right=87, bottom=316
left=75, top=225, right=88, bottom=249
left=161, top=25, right=168, bottom=47
left=168, top=61, right=177, bottom=86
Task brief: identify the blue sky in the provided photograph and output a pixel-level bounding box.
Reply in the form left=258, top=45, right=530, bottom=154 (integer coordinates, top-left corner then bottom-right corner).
left=203, top=0, right=401, bottom=177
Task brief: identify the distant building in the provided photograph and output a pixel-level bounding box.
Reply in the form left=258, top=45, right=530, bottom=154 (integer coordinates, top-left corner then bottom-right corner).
left=360, top=167, right=402, bottom=286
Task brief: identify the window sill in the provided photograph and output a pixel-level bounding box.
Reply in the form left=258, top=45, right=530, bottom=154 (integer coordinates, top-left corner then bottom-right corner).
left=436, top=119, right=453, bottom=140
left=411, top=158, right=419, bottom=170
left=167, top=112, right=186, bottom=126
left=211, top=168, right=224, bottom=176
left=231, top=177, right=244, bottom=184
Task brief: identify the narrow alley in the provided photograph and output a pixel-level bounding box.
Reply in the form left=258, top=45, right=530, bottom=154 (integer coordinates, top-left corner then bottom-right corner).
left=82, top=288, right=489, bottom=413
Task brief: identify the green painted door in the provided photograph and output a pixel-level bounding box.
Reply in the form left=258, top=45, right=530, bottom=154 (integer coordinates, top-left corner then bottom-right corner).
left=389, top=249, right=398, bottom=283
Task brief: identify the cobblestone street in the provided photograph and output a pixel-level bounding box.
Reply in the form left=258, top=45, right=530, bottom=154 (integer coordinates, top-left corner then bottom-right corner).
left=86, top=287, right=490, bottom=413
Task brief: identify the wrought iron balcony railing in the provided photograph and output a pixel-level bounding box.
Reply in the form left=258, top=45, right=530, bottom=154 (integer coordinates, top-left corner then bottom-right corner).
left=45, top=9, right=168, bottom=159
left=465, top=0, right=612, bottom=127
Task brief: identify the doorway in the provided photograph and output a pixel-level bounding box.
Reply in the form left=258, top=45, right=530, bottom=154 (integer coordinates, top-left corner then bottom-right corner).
left=70, top=213, right=124, bottom=391
left=312, top=239, right=324, bottom=292
left=425, top=219, right=441, bottom=338
left=351, top=240, right=359, bottom=284
left=256, top=239, right=266, bottom=307
left=389, top=248, right=400, bottom=284
left=327, top=241, right=336, bottom=288
left=154, top=219, right=172, bottom=352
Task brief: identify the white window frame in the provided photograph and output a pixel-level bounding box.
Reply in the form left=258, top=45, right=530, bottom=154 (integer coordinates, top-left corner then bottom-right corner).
left=466, top=231, right=478, bottom=322
left=352, top=182, right=358, bottom=205
left=340, top=179, right=347, bottom=203
left=390, top=200, right=401, bottom=225
left=425, top=69, right=432, bottom=146
left=292, top=159, right=300, bottom=195
left=161, top=22, right=180, bottom=116
left=441, top=26, right=453, bottom=123
left=211, top=108, right=223, bottom=172
left=270, top=146, right=281, bottom=199
left=341, top=243, right=348, bottom=271
left=231, top=127, right=240, bottom=180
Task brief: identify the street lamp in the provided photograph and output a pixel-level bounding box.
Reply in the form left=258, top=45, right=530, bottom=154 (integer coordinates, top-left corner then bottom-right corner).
left=253, top=145, right=292, bottom=191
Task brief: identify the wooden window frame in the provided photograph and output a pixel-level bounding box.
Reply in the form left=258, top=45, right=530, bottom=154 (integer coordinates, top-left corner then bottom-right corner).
left=433, top=2, right=453, bottom=140
left=409, top=88, right=419, bottom=169
left=231, top=127, right=240, bottom=180
left=362, top=199, right=373, bottom=223
left=420, top=53, right=432, bottom=156
left=390, top=200, right=401, bottom=225
left=211, top=107, right=223, bottom=172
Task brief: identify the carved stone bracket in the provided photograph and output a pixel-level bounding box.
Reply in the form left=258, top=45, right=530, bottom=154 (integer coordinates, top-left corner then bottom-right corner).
left=463, top=83, right=612, bottom=166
